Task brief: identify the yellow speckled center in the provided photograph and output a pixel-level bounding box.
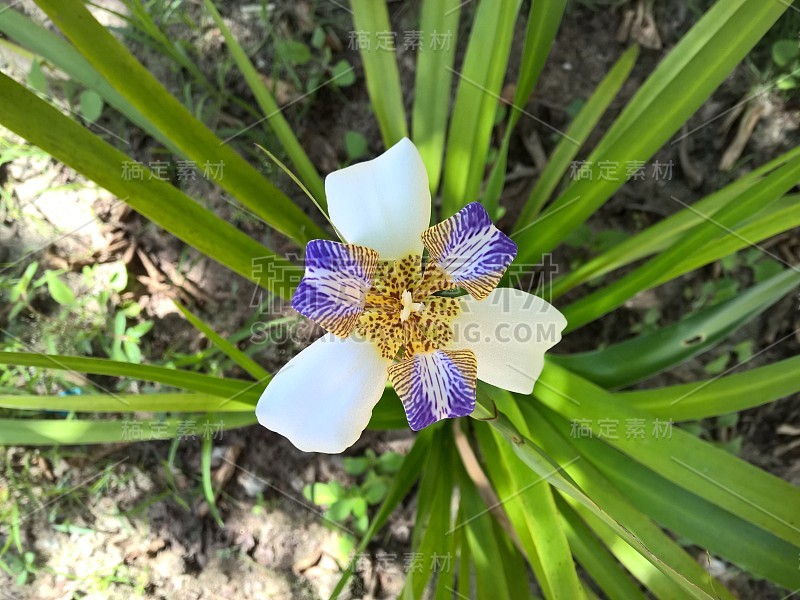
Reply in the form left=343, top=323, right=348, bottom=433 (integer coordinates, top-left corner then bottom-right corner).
left=355, top=254, right=461, bottom=359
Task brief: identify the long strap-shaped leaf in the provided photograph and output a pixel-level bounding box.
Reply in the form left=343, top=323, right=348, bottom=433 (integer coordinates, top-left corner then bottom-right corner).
left=553, top=267, right=800, bottom=388
left=33, top=0, right=324, bottom=243
left=480, top=398, right=723, bottom=599
left=476, top=423, right=584, bottom=599
left=411, top=0, right=462, bottom=195
left=503, top=44, right=638, bottom=223
left=0, top=393, right=253, bottom=413
left=543, top=404, right=800, bottom=590
left=483, top=0, right=568, bottom=217
left=0, top=72, right=296, bottom=299
left=0, top=413, right=256, bottom=445
left=440, top=0, right=522, bottom=216
left=202, top=0, right=326, bottom=206
left=534, top=361, right=800, bottom=547
left=482, top=386, right=735, bottom=599
left=548, top=145, right=800, bottom=298
left=0, top=352, right=257, bottom=399
left=561, top=153, right=800, bottom=331
left=350, top=0, right=408, bottom=147
left=0, top=9, right=182, bottom=155
left=615, top=355, right=800, bottom=421
left=512, top=0, right=790, bottom=265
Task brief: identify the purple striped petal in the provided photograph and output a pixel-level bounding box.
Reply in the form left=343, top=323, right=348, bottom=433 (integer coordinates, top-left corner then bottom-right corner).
left=422, top=202, right=517, bottom=300
left=388, top=349, right=477, bottom=431
left=292, top=240, right=378, bottom=337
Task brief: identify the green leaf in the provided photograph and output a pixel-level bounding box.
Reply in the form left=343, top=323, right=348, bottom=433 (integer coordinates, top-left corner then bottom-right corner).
left=561, top=411, right=800, bottom=590
left=78, top=89, right=103, bottom=122
left=772, top=39, right=800, bottom=67
left=441, top=0, right=522, bottom=216
left=411, top=0, right=462, bottom=194
left=27, top=59, right=47, bottom=93
left=0, top=392, right=253, bottom=413
left=201, top=434, right=224, bottom=527
left=174, top=301, right=269, bottom=381
left=512, top=41, right=637, bottom=224
left=44, top=270, right=75, bottom=306
left=328, top=430, right=432, bottom=599
left=330, top=60, right=356, bottom=87
left=34, top=0, right=323, bottom=244
left=202, top=0, right=326, bottom=205
left=275, top=40, right=312, bottom=65
left=343, top=131, right=368, bottom=161
left=513, top=0, right=791, bottom=266
left=560, top=153, right=800, bottom=331
left=0, top=352, right=260, bottom=402
left=343, top=456, right=369, bottom=476
left=614, top=355, right=800, bottom=421
left=556, top=497, right=647, bottom=600
left=0, top=413, right=255, bottom=445
left=533, top=362, right=800, bottom=547
left=377, top=451, right=404, bottom=473
left=553, top=267, right=800, bottom=388
left=350, top=0, right=408, bottom=147
left=122, top=340, right=142, bottom=364
left=477, top=423, right=583, bottom=599
left=0, top=72, right=297, bottom=299
left=362, top=479, right=388, bottom=505
left=509, top=396, right=738, bottom=599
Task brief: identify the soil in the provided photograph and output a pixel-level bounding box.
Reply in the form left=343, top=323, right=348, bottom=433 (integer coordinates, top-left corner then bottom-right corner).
left=0, top=1, right=798, bottom=599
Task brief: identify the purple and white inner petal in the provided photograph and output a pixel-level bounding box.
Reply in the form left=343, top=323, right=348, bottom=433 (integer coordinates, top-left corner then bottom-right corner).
left=388, top=349, right=477, bottom=431
left=292, top=240, right=378, bottom=337
left=421, top=202, right=517, bottom=300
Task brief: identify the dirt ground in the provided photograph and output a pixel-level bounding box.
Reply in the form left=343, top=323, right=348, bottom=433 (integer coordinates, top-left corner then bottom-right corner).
left=1, top=0, right=799, bottom=599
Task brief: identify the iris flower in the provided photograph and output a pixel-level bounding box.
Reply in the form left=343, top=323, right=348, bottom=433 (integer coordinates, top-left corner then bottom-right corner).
left=257, top=138, right=566, bottom=453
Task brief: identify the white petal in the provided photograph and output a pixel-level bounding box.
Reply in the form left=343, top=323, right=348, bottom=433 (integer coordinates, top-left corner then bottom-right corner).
left=449, top=288, right=567, bottom=394
left=256, top=333, right=391, bottom=453
left=326, top=137, right=431, bottom=259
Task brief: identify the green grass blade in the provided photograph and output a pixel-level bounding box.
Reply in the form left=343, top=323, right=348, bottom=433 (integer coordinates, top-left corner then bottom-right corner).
left=350, top=0, right=408, bottom=147
left=401, top=427, right=457, bottom=599
left=615, top=355, right=800, bottom=421
left=0, top=413, right=256, bottom=445
left=479, top=389, right=723, bottom=600
left=562, top=419, right=800, bottom=590
left=457, top=466, right=514, bottom=600
left=0, top=392, right=253, bottom=413
left=513, top=0, right=790, bottom=265
left=174, top=301, right=270, bottom=381
left=512, top=396, right=737, bottom=600
left=0, top=72, right=296, bottom=299
left=548, top=145, right=800, bottom=298
left=201, top=434, right=225, bottom=527
left=202, top=0, right=326, bottom=206
left=482, top=0, right=567, bottom=216
left=0, top=9, right=181, bottom=154
left=34, top=0, right=323, bottom=243
left=0, top=352, right=258, bottom=401
left=411, top=0, right=461, bottom=194
left=553, top=267, right=800, bottom=388
left=556, top=497, right=647, bottom=600
left=440, top=0, right=523, bottom=216
left=327, top=429, right=432, bottom=599
left=534, top=362, right=800, bottom=547
left=560, top=153, right=800, bottom=331
left=477, top=423, right=583, bottom=599
left=510, top=45, right=638, bottom=224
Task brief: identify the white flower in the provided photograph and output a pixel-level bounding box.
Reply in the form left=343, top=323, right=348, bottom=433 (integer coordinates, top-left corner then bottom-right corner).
left=256, top=138, right=566, bottom=453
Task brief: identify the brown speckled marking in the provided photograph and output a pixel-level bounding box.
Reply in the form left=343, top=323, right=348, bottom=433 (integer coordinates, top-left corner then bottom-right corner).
left=355, top=254, right=462, bottom=360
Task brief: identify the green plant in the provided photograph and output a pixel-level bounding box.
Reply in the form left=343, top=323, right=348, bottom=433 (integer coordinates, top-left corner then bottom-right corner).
left=0, top=1, right=799, bottom=599
left=304, top=448, right=405, bottom=535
